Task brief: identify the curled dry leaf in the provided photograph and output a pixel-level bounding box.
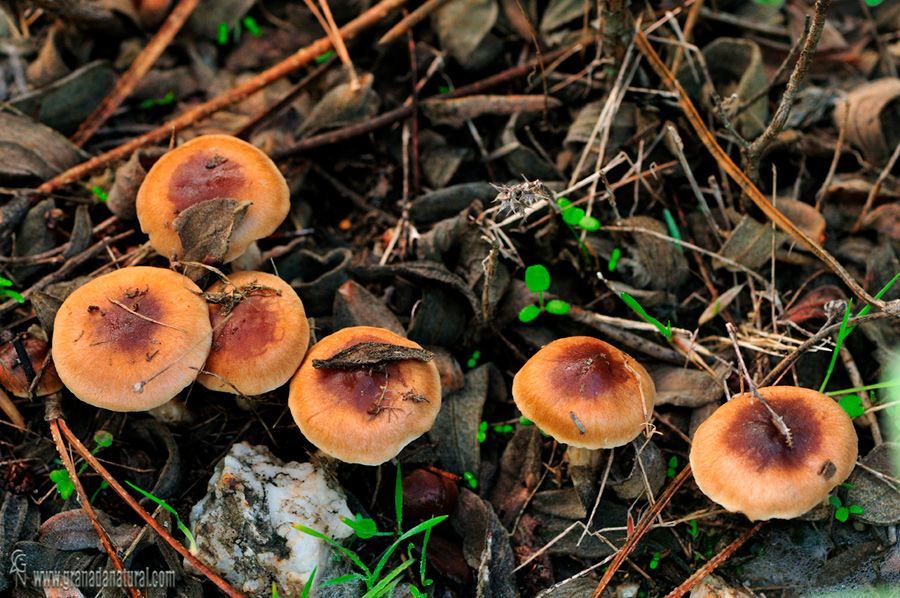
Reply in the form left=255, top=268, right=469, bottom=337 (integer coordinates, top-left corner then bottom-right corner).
left=845, top=442, right=900, bottom=525
left=617, top=216, right=689, bottom=291
left=698, top=283, right=745, bottom=326
left=833, top=78, right=900, bottom=165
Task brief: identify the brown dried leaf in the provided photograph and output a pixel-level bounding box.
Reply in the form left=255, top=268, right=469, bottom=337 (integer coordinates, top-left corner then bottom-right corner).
left=421, top=95, right=561, bottom=127
left=780, top=285, right=847, bottom=325
left=833, top=78, right=900, bottom=165
left=845, top=442, right=900, bottom=525
left=777, top=198, right=826, bottom=245
left=714, top=211, right=789, bottom=271
left=618, top=216, right=689, bottom=291
left=297, top=73, right=380, bottom=137
left=333, top=280, right=406, bottom=336
left=12, top=61, right=117, bottom=133
left=174, top=197, right=252, bottom=266
left=862, top=203, right=900, bottom=240
left=0, top=113, right=87, bottom=184
left=433, top=0, right=498, bottom=65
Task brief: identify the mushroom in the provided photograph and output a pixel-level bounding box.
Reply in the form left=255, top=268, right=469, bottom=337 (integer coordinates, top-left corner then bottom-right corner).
left=52, top=266, right=212, bottom=411
left=135, top=134, right=290, bottom=263
left=511, top=336, right=656, bottom=467
left=0, top=336, right=63, bottom=397
left=288, top=326, right=442, bottom=465
left=198, top=271, right=309, bottom=396
left=690, top=386, right=858, bottom=521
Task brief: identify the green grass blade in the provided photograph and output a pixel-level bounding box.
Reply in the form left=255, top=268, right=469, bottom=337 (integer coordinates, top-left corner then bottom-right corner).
left=819, top=299, right=852, bottom=393
left=621, top=292, right=671, bottom=338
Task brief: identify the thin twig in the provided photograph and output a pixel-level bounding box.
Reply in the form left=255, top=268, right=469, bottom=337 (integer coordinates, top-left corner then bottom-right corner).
left=853, top=136, right=900, bottom=233
left=744, top=0, right=833, bottom=182
left=53, top=417, right=248, bottom=598
left=664, top=522, right=763, bottom=598
left=70, top=0, right=200, bottom=146
left=726, top=323, right=793, bottom=447
left=838, top=344, right=883, bottom=444
left=734, top=18, right=809, bottom=118
left=590, top=465, right=693, bottom=598
left=46, top=411, right=144, bottom=598
left=104, top=294, right=187, bottom=333
left=377, top=0, right=455, bottom=45
left=815, top=99, right=849, bottom=211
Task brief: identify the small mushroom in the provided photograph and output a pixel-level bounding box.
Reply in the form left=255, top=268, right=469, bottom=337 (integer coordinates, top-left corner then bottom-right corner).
left=288, top=326, right=442, bottom=465
left=512, top=336, right=656, bottom=467
left=0, top=337, right=63, bottom=397
left=52, top=266, right=212, bottom=411
left=690, top=386, right=858, bottom=521
left=135, top=134, right=290, bottom=263
left=198, top=271, right=309, bottom=396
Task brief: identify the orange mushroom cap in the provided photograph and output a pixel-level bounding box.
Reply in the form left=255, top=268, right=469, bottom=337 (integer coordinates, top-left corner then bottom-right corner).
left=198, top=271, right=309, bottom=395
left=52, top=267, right=212, bottom=411
left=289, top=326, right=442, bottom=465
left=512, top=336, right=656, bottom=449
left=0, top=337, right=63, bottom=397
left=136, top=134, right=290, bottom=263
left=690, top=386, right=858, bottom=521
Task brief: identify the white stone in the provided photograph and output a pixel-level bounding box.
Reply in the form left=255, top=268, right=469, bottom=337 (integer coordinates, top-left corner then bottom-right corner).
left=188, top=442, right=355, bottom=597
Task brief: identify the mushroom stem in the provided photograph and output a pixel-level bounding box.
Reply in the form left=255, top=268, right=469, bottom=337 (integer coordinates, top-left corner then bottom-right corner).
left=726, top=323, right=793, bottom=448
left=566, top=446, right=604, bottom=470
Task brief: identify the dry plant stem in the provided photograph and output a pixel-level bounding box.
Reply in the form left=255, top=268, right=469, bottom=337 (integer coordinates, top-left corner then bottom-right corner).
left=53, top=417, right=248, bottom=598
left=634, top=29, right=883, bottom=310
left=45, top=412, right=144, bottom=598
left=668, top=0, right=703, bottom=75
left=838, top=344, right=882, bottom=444
left=590, top=464, right=693, bottom=598
left=734, top=18, right=808, bottom=119
left=743, top=0, right=832, bottom=182
left=0, top=230, right=133, bottom=318
left=664, top=522, right=763, bottom=598
left=70, top=0, right=200, bottom=147
left=377, top=0, right=455, bottom=45
left=726, top=322, right=793, bottom=447
left=815, top=99, right=849, bottom=211
left=27, top=0, right=409, bottom=199
left=853, top=137, right=900, bottom=232
left=0, top=386, right=25, bottom=430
